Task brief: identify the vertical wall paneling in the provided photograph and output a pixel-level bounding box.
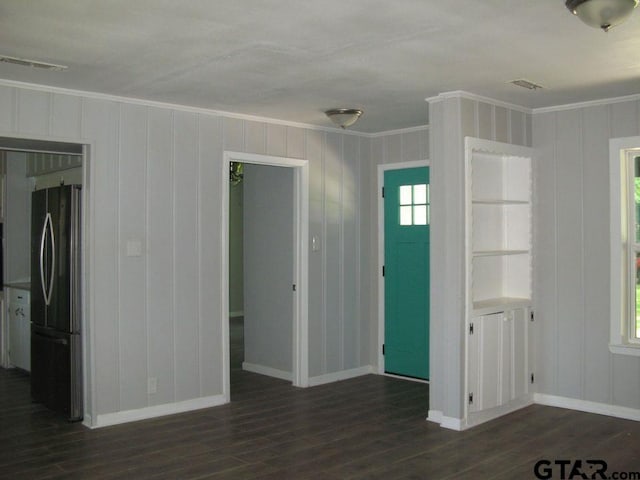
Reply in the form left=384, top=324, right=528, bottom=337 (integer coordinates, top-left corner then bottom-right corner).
left=1, top=81, right=376, bottom=423
left=118, top=103, right=148, bottom=410
left=343, top=135, right=359, bottom=369
left=52, top=94, right=82, bottom=139
left=494, top=107, right=508, bottom=143
left=17, top=89, right=51, bottom=136
left=305, top=130, right=325, bottom=377
left=266, top=123, right=287, bottom=157
left=581, top=105, right=612, bottom=404
left=532, top=112, right=559, bottom=396
left=324, top=132, right=343, bottom=372
left=477, top=102, right=493, bottom=141
left=223, top=117, right=245, bottom=152
left=173, top=112, right=201, bottom=402
left=286, top=126, right=306, bottom=159
left=146, top=107, right=175, bottom=406
left=199, top=115, right=223, bottom=397
left=460, top=98, right=476, bottom=139
left=383, top=134, right=402, bottom=164
left=245, top=121, right=266, bottom=155
left=510, top=110, right=525, bottom=147
left=82, top=97, right=121, bottom=416
left=555, top=109, right=584, bottom=399
left=534, top=98, right=640, bottom=412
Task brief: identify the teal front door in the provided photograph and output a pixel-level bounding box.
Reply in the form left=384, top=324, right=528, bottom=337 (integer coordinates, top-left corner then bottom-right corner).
left=384, top=167, right=430, bottom=380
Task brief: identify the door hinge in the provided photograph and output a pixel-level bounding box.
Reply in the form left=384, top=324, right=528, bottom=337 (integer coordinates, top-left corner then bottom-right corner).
left=468, top=393, right=474, bottom=405
left=382, top=344, right=385, bottom=355
left=382, top=265, right=385, bottom=277
left=530, top=311, right=534, bottom=322
left=292, top=284, right=296, bottom=292
left=469, top=323, right=474, bottom=335
left=382, top=186, right=385, bottom=198
left=531, top=373, right=535, bottom=384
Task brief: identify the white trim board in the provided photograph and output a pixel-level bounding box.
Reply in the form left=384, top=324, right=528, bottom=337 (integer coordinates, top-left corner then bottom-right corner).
left=308, top=366, right=374, bottom=387
left=534, top=394, right=640, bottom=423
left=92, top=395, right=227, bottom=429
left=221, top=151, right=309, bottom=402
left=242, top=362, right=293, bottom=382
left=376, top=160, right=430, bottom=376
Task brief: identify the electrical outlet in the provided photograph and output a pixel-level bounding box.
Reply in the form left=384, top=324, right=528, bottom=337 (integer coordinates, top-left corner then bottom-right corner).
left=147, top=377, right=157, bottom=394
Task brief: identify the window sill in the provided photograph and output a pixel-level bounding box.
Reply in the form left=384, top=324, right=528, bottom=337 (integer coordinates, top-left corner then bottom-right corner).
left=609, top=343, right=640, bottom=357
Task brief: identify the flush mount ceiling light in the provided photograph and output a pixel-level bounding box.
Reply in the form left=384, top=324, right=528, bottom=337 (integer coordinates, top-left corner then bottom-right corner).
left=566, top=0, right=638, bottom=31
left=325, top=108, right=363, bottom=129
left=0, top=54, right=68, bottom=71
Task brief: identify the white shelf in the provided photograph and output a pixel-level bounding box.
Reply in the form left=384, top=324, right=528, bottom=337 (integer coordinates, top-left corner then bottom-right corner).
left=472, top=297, right=531, bottom=315
left=472, top=250, right=529, bottom=257
left=472, top=199, right=529, bottom=205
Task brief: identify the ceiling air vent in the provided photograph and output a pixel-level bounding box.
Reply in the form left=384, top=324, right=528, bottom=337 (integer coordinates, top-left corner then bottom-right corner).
left=0, top=55, right=68, bottom=71
left=510, top=79, right=543, bottom=90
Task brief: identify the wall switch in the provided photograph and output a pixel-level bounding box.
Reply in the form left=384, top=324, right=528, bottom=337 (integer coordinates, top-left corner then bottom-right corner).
left=126, top=240, right=143, bottom=257
left=147, top=377, right=157, bottom=394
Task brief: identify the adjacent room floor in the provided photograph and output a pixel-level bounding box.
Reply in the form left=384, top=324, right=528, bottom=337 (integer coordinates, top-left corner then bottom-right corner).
left=0, top=322, right=638, bottom=478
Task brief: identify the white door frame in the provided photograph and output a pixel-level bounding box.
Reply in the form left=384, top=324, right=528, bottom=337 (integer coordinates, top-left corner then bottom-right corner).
left=0, top=134, right=93, bottom=426
left=377, top=160, right=430, bottom=375
left=221, top=151, right=309, bottom=400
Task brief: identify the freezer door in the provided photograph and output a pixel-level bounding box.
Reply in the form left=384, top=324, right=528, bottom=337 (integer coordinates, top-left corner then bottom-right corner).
left=30, top=326, right=83, bottom=421
left=30, top=189, right=48, bottom=327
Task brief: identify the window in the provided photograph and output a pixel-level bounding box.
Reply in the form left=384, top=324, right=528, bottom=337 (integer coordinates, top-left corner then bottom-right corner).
left=610, top=137, right=640, bottom=356
left=399, top=184, right=430, bottom=226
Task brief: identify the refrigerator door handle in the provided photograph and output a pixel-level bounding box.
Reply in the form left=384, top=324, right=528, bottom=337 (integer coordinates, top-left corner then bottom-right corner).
left=47, top=212, right=56, bottom=307
left=39, top=212, right=50, bottom=305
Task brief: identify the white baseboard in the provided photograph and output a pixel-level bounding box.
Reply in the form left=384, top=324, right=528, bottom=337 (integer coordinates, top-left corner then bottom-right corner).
left=242, top=362, right=292, bottom=381
left=427, top=409, right=464, bottom=431
left=92, top=394, right=227, bottom=428
left=308, top=365, right=374, bottom=387
left=534, top=393, right=640, bottom=422
left=229, top=311, right=244, bottom=318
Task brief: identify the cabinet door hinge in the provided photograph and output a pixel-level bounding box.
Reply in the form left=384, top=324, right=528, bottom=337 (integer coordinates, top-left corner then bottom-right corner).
left=530, top=373, right=535, bottom=384
left=292, top=284, right=297, bottom=292
left=382, top=186, right=385, bottom=198
left=382, top=344, right=385, bottom=355
left=468, top=393, right=474, bottom=405
left=382, top=266, right=385, bottom=277
left=469, top=323, right=474, bottom=335
left=530, top=311, right=534, bottom=322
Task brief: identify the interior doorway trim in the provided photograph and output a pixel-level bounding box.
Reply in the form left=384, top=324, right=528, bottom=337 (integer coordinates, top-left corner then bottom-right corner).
left=221, top=151, right=309, bottom=400
left=0, top=134, right=93, bottom=426
left=377, top=160, right=430, bottom=375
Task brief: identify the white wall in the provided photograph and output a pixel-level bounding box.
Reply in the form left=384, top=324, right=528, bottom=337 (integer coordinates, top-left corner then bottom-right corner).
left=533, top=98, right=640, bottom=411
left=0, top=82, right=371, bottom=423
left=243, top=164, right=294, bottom=375
left=4, top=151, right=32, bottom=283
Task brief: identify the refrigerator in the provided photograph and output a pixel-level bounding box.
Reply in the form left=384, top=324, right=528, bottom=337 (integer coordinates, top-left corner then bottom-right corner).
left=30, top=185, right=82, bottom=421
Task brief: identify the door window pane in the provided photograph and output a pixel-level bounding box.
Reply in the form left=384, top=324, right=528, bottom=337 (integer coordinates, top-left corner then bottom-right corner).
left=400, top=206, right=412, bottom=225
left=400, top=185, right=412, bottom=205
left=414, top=205, right=427, bottom=225
left=414, top=184, right=427, bottom=204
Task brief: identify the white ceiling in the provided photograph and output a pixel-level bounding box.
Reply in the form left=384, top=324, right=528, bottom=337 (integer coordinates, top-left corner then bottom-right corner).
left=0, top=0, right=638, bottom=133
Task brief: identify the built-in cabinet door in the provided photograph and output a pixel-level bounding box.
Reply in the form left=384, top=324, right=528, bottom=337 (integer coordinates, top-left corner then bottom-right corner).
left=8, top=289, right=31, bottom=371
left=467, top=307, right=528, bottom=414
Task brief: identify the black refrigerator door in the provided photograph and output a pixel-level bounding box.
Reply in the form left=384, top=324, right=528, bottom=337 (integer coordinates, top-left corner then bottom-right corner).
left=31, top=189, right=48, bottom=328
left=31, top=325, right=83, bottom=421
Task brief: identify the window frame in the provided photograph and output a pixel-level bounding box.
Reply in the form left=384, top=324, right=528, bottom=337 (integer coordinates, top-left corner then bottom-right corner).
left=609, top=136, right=640, bottom=356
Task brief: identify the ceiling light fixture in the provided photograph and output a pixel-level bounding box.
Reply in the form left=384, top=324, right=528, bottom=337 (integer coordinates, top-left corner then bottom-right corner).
left=0, top=55, right=68, bottom=71
left=325, top=108, right=363, bottom=129
left=510, top=79, right=544, bottom=90
left=566, top=0, right=638, bottom=31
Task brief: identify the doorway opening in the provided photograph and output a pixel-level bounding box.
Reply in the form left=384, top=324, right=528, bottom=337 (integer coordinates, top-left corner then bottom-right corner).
left=0, top=136, right=89, bottom=422
left=377, top=161, right=430, bottom=382
left=221, top=151, right=309, bottom=402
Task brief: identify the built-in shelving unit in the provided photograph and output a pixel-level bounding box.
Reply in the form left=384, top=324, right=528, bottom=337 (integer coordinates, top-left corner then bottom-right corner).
left=464, top=137, right=534, bottom=428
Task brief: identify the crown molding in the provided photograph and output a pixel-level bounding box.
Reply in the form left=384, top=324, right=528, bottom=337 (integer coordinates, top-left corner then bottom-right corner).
left=532, top=92, right=640, bottom=114
left=0, top=78, right=380, bottom=137
left=369, top=124, right=429, bottom=138
left=425, top=90, right=532, bottom=114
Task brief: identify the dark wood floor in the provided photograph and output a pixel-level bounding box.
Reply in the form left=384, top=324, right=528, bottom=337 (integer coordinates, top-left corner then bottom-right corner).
left=1, top=327, right=639, bottom=479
